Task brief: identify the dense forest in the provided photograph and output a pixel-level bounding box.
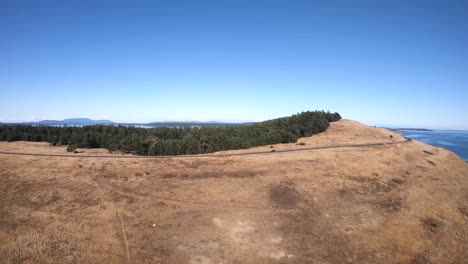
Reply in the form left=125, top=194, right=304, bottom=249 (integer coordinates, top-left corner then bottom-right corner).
left=0, top=111, right=341, bottom=156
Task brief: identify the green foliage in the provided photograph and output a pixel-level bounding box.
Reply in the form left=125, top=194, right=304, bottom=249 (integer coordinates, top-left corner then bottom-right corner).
left=66, top=144, right=77, bottom=153
left=0, top=111, right=341, bottom=156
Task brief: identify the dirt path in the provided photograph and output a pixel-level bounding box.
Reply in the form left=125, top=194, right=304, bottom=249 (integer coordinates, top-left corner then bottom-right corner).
left=0, top=138, right=411, bottom=159
left=89, top=163, right=132, bottom=264
left=116, top=209, right=131, bottom=264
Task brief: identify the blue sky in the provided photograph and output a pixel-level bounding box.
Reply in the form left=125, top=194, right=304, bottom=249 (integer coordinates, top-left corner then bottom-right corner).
left=1, top=1, right=467, bottom=129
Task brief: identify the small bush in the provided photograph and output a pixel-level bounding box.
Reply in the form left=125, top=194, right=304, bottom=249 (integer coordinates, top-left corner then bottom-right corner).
left=298, top=142, right=306, bottom=146
left=66, top=144, right=77, bottom=153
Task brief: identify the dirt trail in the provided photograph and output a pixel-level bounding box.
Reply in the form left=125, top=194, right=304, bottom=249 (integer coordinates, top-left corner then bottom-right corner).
left=89, top=162, right=132, bottom=264
left=116, top=209, right=131, bottom=264
left=0, top=138, right=411, bottom=159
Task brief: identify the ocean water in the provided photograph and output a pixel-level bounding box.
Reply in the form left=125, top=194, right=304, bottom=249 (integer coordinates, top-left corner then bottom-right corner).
left=397, top=130, right=468, bottom=161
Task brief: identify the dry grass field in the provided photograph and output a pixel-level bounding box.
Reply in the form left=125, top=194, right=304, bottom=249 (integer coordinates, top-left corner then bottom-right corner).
left=1, top=120, right=467, bottom=263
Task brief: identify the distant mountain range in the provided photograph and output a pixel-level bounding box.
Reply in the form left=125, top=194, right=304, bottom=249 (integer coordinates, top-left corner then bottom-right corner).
left=0, top=118, right=249, bottom=127
left=0, top=118, right=115, bottom=126
left=39, top=118, right=115, bottom=126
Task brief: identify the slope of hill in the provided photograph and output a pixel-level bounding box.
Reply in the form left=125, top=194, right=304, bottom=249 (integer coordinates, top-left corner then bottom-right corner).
left=0, top=120, right=467, bottom=264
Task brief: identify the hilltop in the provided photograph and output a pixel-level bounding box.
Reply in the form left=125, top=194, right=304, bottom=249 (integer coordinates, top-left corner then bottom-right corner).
left=0, top=119, right=467, bottom=263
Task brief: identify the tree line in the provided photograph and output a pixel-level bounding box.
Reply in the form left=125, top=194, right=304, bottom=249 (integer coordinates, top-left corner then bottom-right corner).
left=0, top=111, right=341, bottom=156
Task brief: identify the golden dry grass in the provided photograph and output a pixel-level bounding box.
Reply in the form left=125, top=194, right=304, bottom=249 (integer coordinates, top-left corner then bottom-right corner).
left=1, top=120, right=467, bottom=263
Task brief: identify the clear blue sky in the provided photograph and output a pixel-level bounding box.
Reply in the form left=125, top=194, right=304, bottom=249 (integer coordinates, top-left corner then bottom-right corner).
left=1, top=1, right=467, bottom=129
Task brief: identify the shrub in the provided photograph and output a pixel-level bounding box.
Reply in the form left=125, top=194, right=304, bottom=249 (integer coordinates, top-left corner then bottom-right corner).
left=66, top=144, right=77, bottom=153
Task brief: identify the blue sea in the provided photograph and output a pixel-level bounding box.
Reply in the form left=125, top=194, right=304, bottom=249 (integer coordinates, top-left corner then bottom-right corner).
left=397, top=130, right=468, bottom=161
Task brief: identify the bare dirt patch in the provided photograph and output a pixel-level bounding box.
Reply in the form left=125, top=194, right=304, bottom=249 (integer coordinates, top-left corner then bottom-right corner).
left=410, top=251, right=432, bottom=264
left=421, top=217, right=445, bottom=234
left=459, top=207, right=468, bottom=217
left=378, top=196, right=404, bottom=212
left=269, top=181, right=301, bottom=209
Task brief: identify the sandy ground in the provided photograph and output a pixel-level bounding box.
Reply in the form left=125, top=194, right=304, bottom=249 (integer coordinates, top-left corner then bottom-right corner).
left=0, top=120, right=467, bottom=263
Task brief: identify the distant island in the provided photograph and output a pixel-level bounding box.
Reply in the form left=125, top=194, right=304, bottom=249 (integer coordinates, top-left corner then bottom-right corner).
left=0, top=118, right=248, bottom=127
left=1, top=118, right=114, bottom=126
